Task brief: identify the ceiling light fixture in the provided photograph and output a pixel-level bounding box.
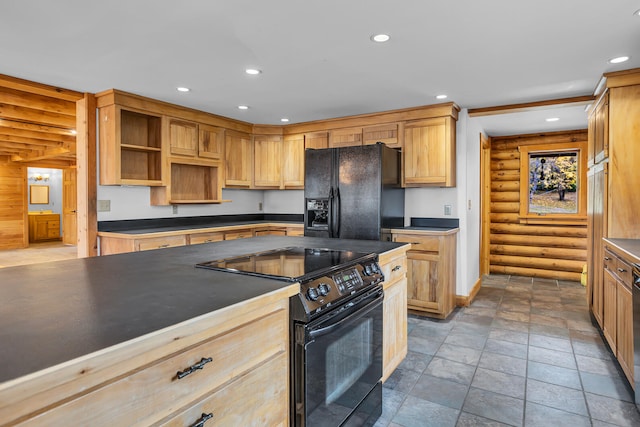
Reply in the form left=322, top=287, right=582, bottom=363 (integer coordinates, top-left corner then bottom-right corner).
left=545, top=117, right=560, bottom=122
left=281, top=118, right=290, bottom=123
left=238, top=105, right=249, bottom=110
left=70, top=129, right=77, bottom=135
left=436, top=94, right=448, bottom=100
left=370, top=34, right=390, bottom=43
left=608, top=56, right=630, bottom=64
left=176, top=87, right=190, bottom=92
left=245, top=68, right=261, bottom=75
left=634, top=8, right=640, bottom=16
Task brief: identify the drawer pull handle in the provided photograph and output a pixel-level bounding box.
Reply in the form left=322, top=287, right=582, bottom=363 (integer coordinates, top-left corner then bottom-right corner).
left=618, top=268, right=627, bottom=273
left=158, top=244, right=170, bottom=248
left=204, top=239, right=213, bottom=243
left=604, top=257, right=611, bottom=261
left=392, top=265, right=402, bottom=272
left=176, top=357, right=213, bottom=379
left=190, top=412, right=213, bottom=427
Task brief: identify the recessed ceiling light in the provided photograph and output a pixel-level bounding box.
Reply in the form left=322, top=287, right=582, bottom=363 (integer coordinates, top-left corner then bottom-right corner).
left=545, top=117, right=560, bottom=122
left=436, top=94, right=448, bottom=100
left=245, top=68, right=261, bottom=75
left=608, top=56, right=630, bottom=64
left=238, top=105, right=249, bottom=110
left=370, top=34, right=390, bottom=43
left=280, top=118, right=290, bottom=123
left=634, top=8, right=640, bottom=16
left=176, top=87, right=190, bottom=92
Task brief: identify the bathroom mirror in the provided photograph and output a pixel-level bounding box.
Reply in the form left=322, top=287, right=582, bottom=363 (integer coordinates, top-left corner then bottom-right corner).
left=30, top=185, right=49, bottom=204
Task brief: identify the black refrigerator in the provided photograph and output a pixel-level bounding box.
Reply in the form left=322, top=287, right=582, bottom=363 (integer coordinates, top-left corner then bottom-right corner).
left=304, top=143, right=404, bottom=240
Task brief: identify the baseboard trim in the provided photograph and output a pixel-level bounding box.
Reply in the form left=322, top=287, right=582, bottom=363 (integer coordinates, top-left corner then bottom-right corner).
left=456, top=277, right=482, bottom=307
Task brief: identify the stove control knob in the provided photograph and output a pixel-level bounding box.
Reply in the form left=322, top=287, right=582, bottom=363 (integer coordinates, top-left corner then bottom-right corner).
left=318, top=283, right=331, bottom=296
left=307, top=287, right=319, bottom=301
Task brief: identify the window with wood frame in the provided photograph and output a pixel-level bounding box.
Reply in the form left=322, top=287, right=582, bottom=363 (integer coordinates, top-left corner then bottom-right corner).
left=518, top=141, right=587, bottom=225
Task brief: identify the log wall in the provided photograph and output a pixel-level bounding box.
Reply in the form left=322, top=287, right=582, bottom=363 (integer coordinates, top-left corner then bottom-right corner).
left=488, top=130, right=588, bottom=282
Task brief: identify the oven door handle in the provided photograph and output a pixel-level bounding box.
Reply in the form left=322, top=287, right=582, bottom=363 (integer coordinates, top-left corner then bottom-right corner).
left=308, top=292, right=383, bottom=340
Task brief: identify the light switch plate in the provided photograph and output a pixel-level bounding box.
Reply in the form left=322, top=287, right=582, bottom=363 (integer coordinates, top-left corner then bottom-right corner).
left=97, top=200, right=111, bottom=212
left=444, top=204, right=452, bottom=216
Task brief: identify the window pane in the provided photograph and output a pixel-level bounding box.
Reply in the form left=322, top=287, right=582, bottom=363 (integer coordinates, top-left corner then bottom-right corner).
left=528, top=152, right=578, bottom=214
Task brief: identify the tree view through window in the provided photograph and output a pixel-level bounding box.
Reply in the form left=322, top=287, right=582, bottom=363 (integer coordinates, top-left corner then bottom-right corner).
left=528, top=152, right=578, bottom=214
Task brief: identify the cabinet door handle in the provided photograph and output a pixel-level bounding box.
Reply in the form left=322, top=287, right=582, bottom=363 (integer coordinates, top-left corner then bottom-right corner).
left=176, top=357, right=213, bottom=379
left=618, top=268, right=627, bottom=273
left=392, top=265, right=402, bottom=272
left=189, top=412, right=213, bottom=427
left=604, top=257, right=611, bottom=261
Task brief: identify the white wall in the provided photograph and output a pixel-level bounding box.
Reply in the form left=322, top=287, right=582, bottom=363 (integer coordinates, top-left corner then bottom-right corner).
left=263, top=190, right=304, bottom=214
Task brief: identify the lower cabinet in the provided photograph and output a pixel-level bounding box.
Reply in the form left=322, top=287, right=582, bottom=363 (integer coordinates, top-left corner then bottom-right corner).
left=379, top=246, right=409, bottom=382
left=28, top=213, right=61, bottom=243
left=600, top=242, right=634, bottom=387
left=391, top=231, right=457, bottom=319
left=5, top=289, right=293, bottom=426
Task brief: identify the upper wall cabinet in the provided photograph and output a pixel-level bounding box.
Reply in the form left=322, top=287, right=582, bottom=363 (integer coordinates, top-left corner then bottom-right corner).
left=199, top=124, right=225, bottom=160
left=403, top=117, right=456, bottom=187
left=225, top=130, right=253, bottom=188
left=363, top=123, right=403, bottom=149
left=329, top=126, right=363, bottom=148
left=253, top=135, right=283, bottom=188
left=168, top=118, right=198, bottom=157
left=99, top=105, right=163, bottom=186
left=283, top=134, right=305, bottom=189
left=588, top=91, right=609, bottom=166
left=304, top=132, right=329, bottom=150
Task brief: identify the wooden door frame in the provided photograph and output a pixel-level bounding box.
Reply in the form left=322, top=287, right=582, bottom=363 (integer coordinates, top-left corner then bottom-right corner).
left=76, top=94, right=98, bottom=257
left=479, top=133, right=491, bottom=276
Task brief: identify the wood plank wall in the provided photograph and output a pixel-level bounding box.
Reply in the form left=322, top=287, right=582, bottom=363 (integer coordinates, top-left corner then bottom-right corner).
left=488, top=130, right=588, bottom=282
left=0, top=157, right=27, bottom=249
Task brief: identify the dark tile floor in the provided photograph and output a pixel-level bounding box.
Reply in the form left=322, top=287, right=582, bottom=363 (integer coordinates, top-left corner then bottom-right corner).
left=375, top=275, right=640, bottom=427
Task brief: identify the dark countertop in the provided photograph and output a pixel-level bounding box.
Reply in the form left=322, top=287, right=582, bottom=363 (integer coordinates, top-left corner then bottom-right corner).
left=98, top=219, right=303, bottom=235
left=603, top=238, right=640, bottom=264
left=0, top=236, right=404, bottom=384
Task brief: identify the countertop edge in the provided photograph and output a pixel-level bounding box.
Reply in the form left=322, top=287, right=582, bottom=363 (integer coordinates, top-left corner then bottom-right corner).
left=97, top=222, right=303, bottom=238
left=386, top=227, right=460, bottom=236
left=603, top=238, right=640, bottom=264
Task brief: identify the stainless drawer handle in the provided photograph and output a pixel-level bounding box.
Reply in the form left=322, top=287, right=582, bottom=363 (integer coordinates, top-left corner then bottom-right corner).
left=392, top=265, right=402, bottom=272
left=618, top=268, right=627, bottom=273
left=190, top=412, right=213, bottom=427
left=176, top=357, right=213, bottom=379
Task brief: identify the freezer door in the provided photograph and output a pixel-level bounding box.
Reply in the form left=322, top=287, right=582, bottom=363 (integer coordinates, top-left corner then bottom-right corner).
left=304, top=148, right=334, bottom=237
left=336, top=145, right=382, bottom=240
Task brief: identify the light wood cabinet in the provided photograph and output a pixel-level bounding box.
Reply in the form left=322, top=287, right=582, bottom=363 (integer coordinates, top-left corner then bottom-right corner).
left=168, top=118, right=198, bottom=157
left=601, top=243, right=634, bottom=386
left=1, top=285, right=293, bottom=427
left=99, top=105, right=163, bottom=186
left=28, top=213, right=60, bottom=242
left=392, top=231, right=457, bottom=319
left=403, top=117, right=456, bottom=187
left=187, top=231, right=224, bottom=245
left=329, top=126, right=363, bottom=148
left=199, top=124, right=225, bottom=160
left=283, top=134, right=305, bottom=188
left=305, top=131, right=329, bottom=149
left=379, top=247, right=409, bottom=382
left=363, top=123, right=403, bottom=149
left=254, top=135, right=283, bottom=188
left=225, top=131, right=253, bottom=188
left=224, top=228, right=255, bottom=240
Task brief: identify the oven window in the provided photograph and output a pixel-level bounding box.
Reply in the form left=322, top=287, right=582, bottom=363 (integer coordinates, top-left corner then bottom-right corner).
left=325, top=317, right=373, bottom=405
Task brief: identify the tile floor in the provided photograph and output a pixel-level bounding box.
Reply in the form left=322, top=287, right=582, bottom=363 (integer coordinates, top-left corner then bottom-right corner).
left=0, top=241, right=77, bottom=268
left=375, top=274, right=640, bottom=427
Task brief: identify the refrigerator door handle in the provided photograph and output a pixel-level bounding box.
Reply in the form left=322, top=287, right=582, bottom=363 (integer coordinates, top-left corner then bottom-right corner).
left=334, top=187, right=341, bottom=237
left=328, top=187, right=335, bottom=238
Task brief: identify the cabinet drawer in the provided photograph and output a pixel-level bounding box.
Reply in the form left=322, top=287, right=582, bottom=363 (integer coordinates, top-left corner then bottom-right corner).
left=189, top=232, right=224, bottom=245
left=47, top=220, right=60, bottom=229
left=380, top=256, right=407, bottom=287
left=137, top=235, right=186, bottom=251
left=224, top=230, right=254, bottom=240
left=27, top=309, right=288, bottom=426
left=603, top=249, right=616, bottom=272
left=393, top=235, right=440, bottom=252
left=604, top=249, right=633, bottom=287
left=163, top=352, right=288, bottom=427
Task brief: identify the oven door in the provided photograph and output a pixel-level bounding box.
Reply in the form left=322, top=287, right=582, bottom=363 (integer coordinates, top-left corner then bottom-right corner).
left=293, top=288, right=383, bottom=427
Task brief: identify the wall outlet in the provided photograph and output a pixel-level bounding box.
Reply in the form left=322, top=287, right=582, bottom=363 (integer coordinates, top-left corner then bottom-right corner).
left=97, top=200, right=111, bottom=212
left=444, top=204, right=452, bottom=216
left=258, top=202, right=263, bottom=211
left=172, top=205, right=178, bottom=214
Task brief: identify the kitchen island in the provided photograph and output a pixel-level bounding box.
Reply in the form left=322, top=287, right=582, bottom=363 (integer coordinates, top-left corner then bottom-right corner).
left=0, top=236, right=407, bottom=426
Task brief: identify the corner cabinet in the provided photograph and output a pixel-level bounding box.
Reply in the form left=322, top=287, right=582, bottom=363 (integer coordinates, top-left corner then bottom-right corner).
left=403, top=117, right=456, bottom=187
left=98, top=104, right=163, bottom=186
left=391, top=229, right=458, bottom=319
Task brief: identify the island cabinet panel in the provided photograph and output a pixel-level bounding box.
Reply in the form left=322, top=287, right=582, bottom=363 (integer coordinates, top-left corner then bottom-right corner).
left=403, top=117, right=456, bottom=187
left=392, top=232, right=457, bottom=319
left=9, top=300, right=291, bottom=427
left=379, top=246, right=409, bottom=382
left=99, top=105, right=163, bottom=186
left=224, top=130, right=253, bottom=188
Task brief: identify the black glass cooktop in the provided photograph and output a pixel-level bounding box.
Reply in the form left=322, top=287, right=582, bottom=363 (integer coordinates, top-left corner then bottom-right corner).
left=195, top=247, right=375, bottom=282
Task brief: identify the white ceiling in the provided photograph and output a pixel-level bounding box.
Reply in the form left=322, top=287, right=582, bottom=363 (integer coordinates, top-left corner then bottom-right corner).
left=1, top=0, right=639, bottom=134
